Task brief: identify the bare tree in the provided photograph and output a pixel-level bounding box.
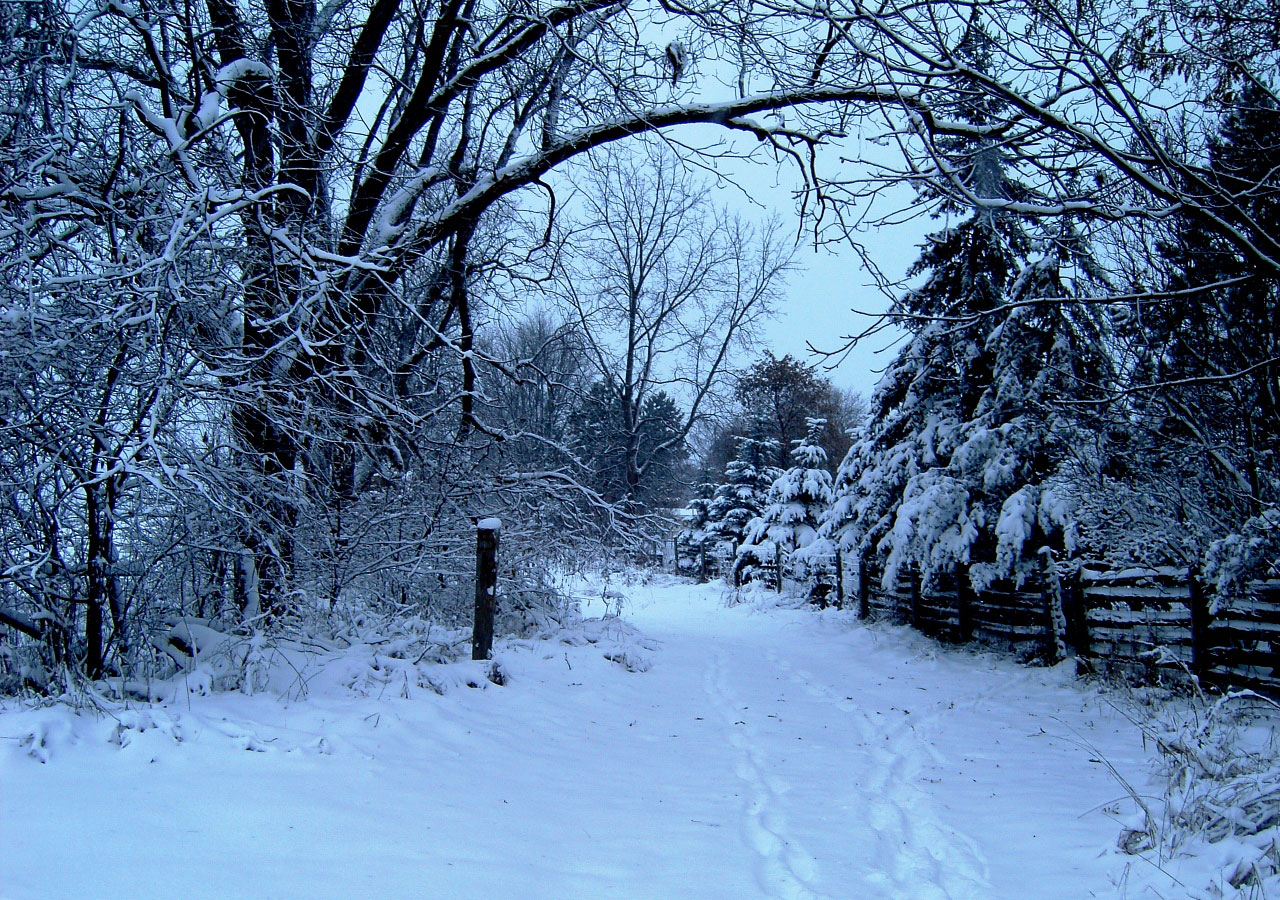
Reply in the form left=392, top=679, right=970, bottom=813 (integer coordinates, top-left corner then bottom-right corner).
left=553, top=146, right=793, bottom=511
left=6, top=0, right=1280, bottom=679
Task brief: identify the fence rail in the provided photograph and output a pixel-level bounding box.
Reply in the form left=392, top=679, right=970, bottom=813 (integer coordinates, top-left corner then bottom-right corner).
left=858, top=560, right=1280, bottom=694
left=669, top=537, right=1280, bottom=694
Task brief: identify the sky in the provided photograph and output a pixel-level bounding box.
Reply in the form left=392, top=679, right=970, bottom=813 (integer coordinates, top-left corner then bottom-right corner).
left=768, top=235, right=915, bottom=401
left=699, top=138, right=930, bottom=402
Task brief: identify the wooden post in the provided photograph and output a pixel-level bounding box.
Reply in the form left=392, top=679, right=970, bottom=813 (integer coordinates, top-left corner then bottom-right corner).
left=472, top=519, right=500, bottom=661
left=835, top=549, right=845, bottom=610
left=1189, top=566, right=1212, bottom=681
left=775, top=543, right=784, bottom=593
left=956, top=565, right=974, bottom=643
left=699, top=543, right=708, bottom=583
left=909, top=569, right=921, bottom=629
left=1039, top=549, right=1066, bottom=665
left=1062, top=568, right=1090, bottom=658
left=856, top=553, right=870, bottom=620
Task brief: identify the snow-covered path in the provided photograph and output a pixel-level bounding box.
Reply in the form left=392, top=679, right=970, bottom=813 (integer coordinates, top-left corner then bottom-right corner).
left=1, top=579, right=1156, bottom=899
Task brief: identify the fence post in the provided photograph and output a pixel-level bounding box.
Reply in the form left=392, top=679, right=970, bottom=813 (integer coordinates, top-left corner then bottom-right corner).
left=956, top=565, right=974, bottom=643
left=909, top=569, right=921, bottom=629
left=1039, top=549, right=1067, bottom=665
left=472, top=519, right=500, bottom=661
left=835, top=549, right=845, bottom=610
left=1062, top=568, right=1090, bottom=659
left=856, top=553, right=870, bottom=620
left=1189, top=566, right=1213, bottom=681
left=699, top=543, right=708, bottom=583
left=775, top=543, right=784, bottom=593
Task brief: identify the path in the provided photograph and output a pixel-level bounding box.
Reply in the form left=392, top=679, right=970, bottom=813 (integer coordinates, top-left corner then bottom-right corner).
left=0, top=579, right=1152, bottom=899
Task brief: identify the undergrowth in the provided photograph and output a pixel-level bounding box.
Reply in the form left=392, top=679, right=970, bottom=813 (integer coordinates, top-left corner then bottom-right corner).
left=1111, top=684, right=1280, bottom=898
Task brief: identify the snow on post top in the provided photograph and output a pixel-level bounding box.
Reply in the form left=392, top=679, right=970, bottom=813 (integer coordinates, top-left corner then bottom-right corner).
left=475, top=517, right=502, bottom=531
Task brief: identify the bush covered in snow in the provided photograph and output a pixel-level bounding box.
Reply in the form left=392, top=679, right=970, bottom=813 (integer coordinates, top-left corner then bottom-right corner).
left=1115, top=690, right=1280, bottom=898
left=738, top=420, right=835, bottom=588
left=1205, top=509, right=1280, bottom=602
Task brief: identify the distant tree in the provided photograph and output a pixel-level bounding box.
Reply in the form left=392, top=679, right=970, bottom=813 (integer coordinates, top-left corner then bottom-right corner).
left=555, top=147, right=792, bottom=518
left=698, top=354, right=863, bottom=483
left=572, top=381, right=688, bottom=509
left=739, top=420, right=835, bottom=582
left=673, top=482, right=717, bottom=575
left=734, top=353, right=863, bottom=470
left=482, top=311, right=590, bottom=473
left=706, top=429, right=783, bottom=553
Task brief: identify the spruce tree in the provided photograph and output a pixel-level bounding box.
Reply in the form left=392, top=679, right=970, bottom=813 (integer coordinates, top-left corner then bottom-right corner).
left=1150, top=83, right=1280, bottom=527
left=830, top=21, right=1113, bottom=590
left=706, top=426, right=782, bottom=553
left=675, top=482, right=716, bottom=574
left=739, top=420, right=835, bottom=581
left=1129, top=82, right=1280, bottom=573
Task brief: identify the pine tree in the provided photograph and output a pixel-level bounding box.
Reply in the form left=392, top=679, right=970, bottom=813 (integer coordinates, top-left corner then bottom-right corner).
left=739, top=420, right=835, bottom=578
left=1150, top=83, right=1280, bottom=527
left=706, top=427, right=782, bottom=554
left=675, top=482, right=716, bottom=575
left=1124, top=82, right=1280, bottom=573
left=828, top=21, right=1114, bottom=590
left=572, top=381, right=688, bottom=508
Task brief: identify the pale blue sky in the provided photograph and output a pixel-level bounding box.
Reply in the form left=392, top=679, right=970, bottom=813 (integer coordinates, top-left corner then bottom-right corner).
left=767, top=235, right=916, bottom=401
left=701, top=142, right=927, bottom=402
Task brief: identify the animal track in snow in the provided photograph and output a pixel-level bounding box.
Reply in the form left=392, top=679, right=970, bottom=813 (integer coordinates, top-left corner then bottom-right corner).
left=705, top=651, right=828, bottom=900
left=763, top=647, right=991, bottom=898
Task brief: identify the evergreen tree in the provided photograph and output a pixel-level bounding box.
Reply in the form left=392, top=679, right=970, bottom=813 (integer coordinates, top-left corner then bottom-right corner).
left=740, top=419, right=835, bottom=580
left=734, top=354, right=863, bottom=469
left=1142, top=82, right=1280, bottom=539
left=572, top=381, right=688, bottom=509
left=675, top=481, right=716, bottom=574
left=706, top=427, right=782, bottom=552
left=828, top=22, right=1113, bottom=590
left=1079, top=82, right=1280, bottom=576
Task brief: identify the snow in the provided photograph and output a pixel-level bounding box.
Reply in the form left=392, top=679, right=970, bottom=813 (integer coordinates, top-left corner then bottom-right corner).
left=0, top=578, right=1210, bottom=898
left=475, top=517, right=503, bottom=531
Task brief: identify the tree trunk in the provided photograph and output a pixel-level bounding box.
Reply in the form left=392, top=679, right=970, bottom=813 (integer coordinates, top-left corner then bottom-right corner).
left=835, top=549, right=845, bottom=609
left=83, top=483, right=107, bottom=679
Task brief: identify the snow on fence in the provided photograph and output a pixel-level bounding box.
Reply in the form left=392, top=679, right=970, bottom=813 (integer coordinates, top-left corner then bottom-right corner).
left=667, top=540, right=1280, bottom=694
left=856, top=560, right=1280, bottom=694
left=1072, top=566, right=1199, bottom=676
left=862, top=567, right=1055, bottom=660
left=1071, top=567, right=1280, bottom=694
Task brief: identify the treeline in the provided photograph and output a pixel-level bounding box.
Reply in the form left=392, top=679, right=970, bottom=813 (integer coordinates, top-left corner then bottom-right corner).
left=683, top=40, right=1279, bottom=621
left=1, top=0, right=1278, bottom=692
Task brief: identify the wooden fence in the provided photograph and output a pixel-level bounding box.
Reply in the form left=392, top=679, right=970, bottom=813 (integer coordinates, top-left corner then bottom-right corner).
left=669, top=536, right=1280, bottom=694
left=857, top=560, right=1280, bottom=694
left=859, top=566, right=1061, bottom=659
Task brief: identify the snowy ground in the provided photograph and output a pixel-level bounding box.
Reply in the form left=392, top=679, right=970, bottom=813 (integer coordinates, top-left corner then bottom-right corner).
left=0, top=577, right=1208, bottom=898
